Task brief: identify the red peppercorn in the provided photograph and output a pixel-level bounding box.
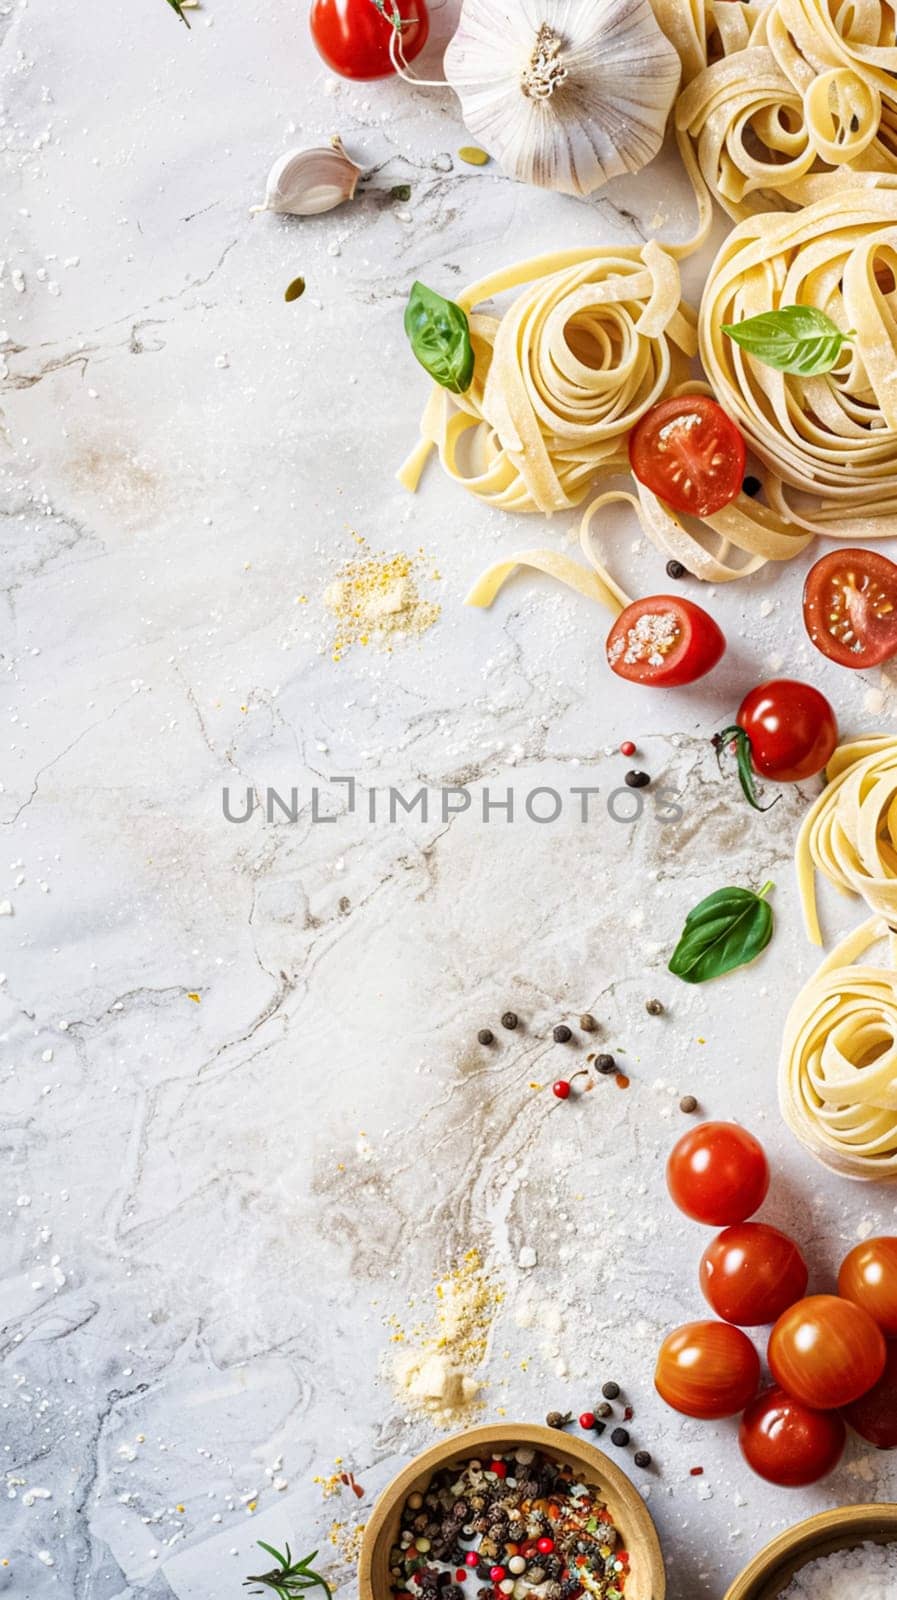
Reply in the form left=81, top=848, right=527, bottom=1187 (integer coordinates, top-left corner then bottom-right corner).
left=490, top=1567, right=506, bottom=1583
left=465, top=1552, right=479, bottom=1566
left=690, top=1465, right=704, bottom=1477
left=455, top=1572, right=467, bottom=1584
left=620, top=740, right=636, bottom=757
left=552, top=1079, right=571, bottom=1099
left=489, top=1459, right=507, bottom=1477
left=537, top=1537, right=555, bottom=1554
left=579, top=1411, right=596, bottom=1430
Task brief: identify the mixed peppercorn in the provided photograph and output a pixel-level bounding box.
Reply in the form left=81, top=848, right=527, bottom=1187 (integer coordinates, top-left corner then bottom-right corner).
left=389, top=1448, right=629, bottom=1599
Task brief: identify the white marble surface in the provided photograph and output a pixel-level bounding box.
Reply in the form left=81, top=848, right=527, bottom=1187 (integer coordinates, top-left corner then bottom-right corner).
left=3, top=3, right=897, bottom=1597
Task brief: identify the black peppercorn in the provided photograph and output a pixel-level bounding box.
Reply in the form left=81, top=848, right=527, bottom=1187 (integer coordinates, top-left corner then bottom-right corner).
left=634, top=1450, right=652, bottom=1468
left=665, top=559, right=687, bottom=580
left=553, top=1024, right=573, bottom=1043
left=742, top=475, right=762, bottom=498
left=680, top=1094, right=698, bottom=1114
left=545, top=1409, right=572, bottom=1429
left=645, top=998, right=664, bottom=1016
left=579, top=1012, right=597, bottom=1032
left=624, top=770, right=650, bottom=788
left=610, top=1427, right=630, bottom=1447
left=596, top=1402, right=612, bottom=1418
left=602, top=1381, right=621, bottom=1399
left=501, top=1011, right=519, bottom=1030
left=595, top=1054, right=617, bottom=1076
left=477, top=1028, right=494, bottom=1045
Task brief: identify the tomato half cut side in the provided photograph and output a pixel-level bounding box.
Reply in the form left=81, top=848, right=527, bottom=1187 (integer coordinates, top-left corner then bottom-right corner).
left=606, top=595, right=725, bottom=687
left=628, top=396, right=746, bottom=518
left=803, top=548, right=897, bottom=668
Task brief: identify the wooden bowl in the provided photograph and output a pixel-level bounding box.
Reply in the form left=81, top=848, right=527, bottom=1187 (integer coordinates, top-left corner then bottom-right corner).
left=723, top=1504, right=897, bottom=1600
left=358, top=1422, right=665, bottom=1600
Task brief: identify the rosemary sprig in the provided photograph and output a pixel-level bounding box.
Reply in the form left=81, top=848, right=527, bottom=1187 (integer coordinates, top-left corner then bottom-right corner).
left=243, top=1543, right=333, bottom=1600
left=165, top=0, right=191, bottom=27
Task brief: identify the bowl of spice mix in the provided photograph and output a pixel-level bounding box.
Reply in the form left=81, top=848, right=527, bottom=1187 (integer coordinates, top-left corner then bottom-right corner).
left=358, top=1422, right=665, bottom=1600
left=724, top=1504, right=897, bottom=1600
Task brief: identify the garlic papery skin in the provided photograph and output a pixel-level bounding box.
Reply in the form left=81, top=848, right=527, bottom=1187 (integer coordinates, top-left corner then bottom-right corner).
left=443, top=0, right=681, bottom=197
left=252, top=137, right=362, bottom=217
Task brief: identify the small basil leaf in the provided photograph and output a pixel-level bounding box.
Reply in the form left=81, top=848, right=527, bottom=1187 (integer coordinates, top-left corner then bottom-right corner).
left=668, top=882, right=774, bottom=984
left=721, top=306, right=851, bottom=377
left=404, top=280, right=474, bottom=394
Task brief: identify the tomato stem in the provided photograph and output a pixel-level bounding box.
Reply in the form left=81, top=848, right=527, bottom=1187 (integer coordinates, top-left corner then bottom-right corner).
left=712, top=726, right=780, bottom=812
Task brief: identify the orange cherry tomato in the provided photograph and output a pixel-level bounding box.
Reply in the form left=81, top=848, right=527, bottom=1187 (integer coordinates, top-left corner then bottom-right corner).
left=839, top=1237, right=897, bottom=1336
left=768, top=1293, right=886, bottom=1409
left=655, top=1320, right=760, bottom=1419
left=740, top=1385, right=845, bottom=1485
left=667, top=1121, right=769, bottom=1226
left=700, top=1222, right=808, bottom=1326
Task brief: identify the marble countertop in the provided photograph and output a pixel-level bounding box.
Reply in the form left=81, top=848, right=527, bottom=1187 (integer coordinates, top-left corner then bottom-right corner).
left=2, top=2, right=897, bottom=1596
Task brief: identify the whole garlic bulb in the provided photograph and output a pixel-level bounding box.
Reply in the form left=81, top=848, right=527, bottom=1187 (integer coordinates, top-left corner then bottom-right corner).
left=443, top=0, right=681, bottom=196
left=252, top=136, right=362, bottom=217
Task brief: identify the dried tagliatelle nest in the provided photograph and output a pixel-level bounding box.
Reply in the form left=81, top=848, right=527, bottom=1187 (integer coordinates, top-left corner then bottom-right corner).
left=656, top=0, right=897, bottom=219
left=780, top=916, right=897, bottom=1181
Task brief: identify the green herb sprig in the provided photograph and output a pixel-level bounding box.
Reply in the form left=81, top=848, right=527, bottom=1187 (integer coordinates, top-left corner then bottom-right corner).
left=243, top=1543, right=333, bottom=1600
left=668, top=883, right=774, bottom=984
left=721, top=305, right=852, bottom=376
left=404, top=281, right=475, bottom=394
left=165, top=0, right=191, bottom=25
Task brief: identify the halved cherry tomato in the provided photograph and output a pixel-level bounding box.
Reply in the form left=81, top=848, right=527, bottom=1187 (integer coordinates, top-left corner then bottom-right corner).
left=654, top=1320, right=760, bottom=1419
left=839, top=1237, right=897, bottom=1336
left=768, top=1293, right=886, bottom=1409
left=667, top=1121, right=769, bottom=1226
left=803, top=548, right=897, bottom=669
left=842, top=1341, right=897, bottom=1448
left=606, top=596, right=725, bottom=687
left=309, top=0, right=429, bottom=78
left=714, top=679, right=838, bottom=810
left=700, top=1222, right=808, bottom=1327
left=740, top=1386, right=845, bottom=1486
left=628, top=396, right=746, bottom=517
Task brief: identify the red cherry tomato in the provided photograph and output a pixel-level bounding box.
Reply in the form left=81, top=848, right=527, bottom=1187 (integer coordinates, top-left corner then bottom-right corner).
left=768, top=1293, right=886, bottom=1409
left=628, top=396, right=746, bottom=517
left=309, top=0, right=429, bottom=78
left=654, top=1320, right=760, bottom=1419
left=700, top=1222, right=808, bottom=1327
left=803, top=548, right=897, bottom=669
left=667, top=1121, right=769, bottom=1226
left=605, top=596, right=725, bottom=687
left=839, top=1237, right=897, bottom=1336
left=842, top=1341, right=897, bottom=1448
left=739, top=1385, right=846, bottom=1486
left=715, top=679, right=838, bottom=810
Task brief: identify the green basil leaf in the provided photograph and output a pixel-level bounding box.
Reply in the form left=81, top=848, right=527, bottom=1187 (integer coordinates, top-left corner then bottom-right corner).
left=404, top=280, right=474, bottom=394
left=721, top=306, right=852, bottom=376
left=668, top=882, right=774, bottom=984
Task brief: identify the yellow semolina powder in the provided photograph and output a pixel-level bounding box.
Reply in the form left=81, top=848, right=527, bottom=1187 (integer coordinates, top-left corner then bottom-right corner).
left=324, top=539, right=441, bottom=662
left=391, top=1249, right=503, bottom=1428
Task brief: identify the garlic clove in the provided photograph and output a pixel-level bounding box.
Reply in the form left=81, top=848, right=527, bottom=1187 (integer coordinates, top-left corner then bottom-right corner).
left=444, top=0, right=681, bottom=197
left=252, top=135, right=363, bottom=217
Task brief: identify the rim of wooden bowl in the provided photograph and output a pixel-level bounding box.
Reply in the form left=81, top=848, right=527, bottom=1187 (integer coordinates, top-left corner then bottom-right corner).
left=723, top=1503, right=897, bottom=1600
left=358, top=1422, right=665, bottom=1600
